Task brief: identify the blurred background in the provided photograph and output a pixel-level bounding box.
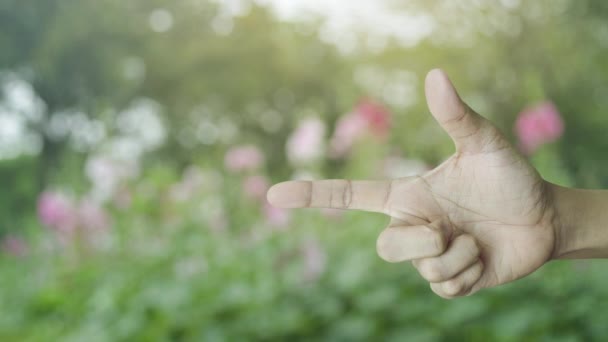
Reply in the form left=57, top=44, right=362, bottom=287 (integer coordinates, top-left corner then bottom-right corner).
left=1, top=0, right=608, bottom=340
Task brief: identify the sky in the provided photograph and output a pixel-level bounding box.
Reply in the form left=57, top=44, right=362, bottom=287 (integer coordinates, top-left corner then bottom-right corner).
left=263, top=0, right=434, bottom=48
left=217, top=0, right=435, bottom=52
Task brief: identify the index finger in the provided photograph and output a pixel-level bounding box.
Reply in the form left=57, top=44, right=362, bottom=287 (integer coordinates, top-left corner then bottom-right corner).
left=266, top=179, right=392, bottom=213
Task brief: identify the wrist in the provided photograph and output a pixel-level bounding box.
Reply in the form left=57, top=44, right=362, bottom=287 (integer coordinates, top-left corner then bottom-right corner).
left=549, top=183, right=577, bottom=259
left=549, top=183, right=608, bottom=259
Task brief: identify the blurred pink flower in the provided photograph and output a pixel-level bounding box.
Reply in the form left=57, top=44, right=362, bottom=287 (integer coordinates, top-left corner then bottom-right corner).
left=329, top=98, right=392, bottom=158
left=329, top=112, right=367, bottom=158
left=515, top=101, right=564, bottom=154
left=224, top=145, right=265, bottom=172
left=38, top=191, right=112, bottom=248
left=286, top=117, right=326, bottom=165
left=356, top=98, right=391, bottom=137
left=78, top=198, right=110, bottom=231
left=37, top=191, right=78, bottom=233
left=168, top=166, right=207, bottom=203
left=301, top=239, right=326, bottom=282
left=1, top=235, right=28, bottom=257
left=263, top=202, right=290, bottom=229
left=243, top=175, right=269, bottom=201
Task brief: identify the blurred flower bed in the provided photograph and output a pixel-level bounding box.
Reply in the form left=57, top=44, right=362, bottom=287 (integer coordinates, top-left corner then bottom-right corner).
left=1, top=94, right=607, bottom=341
left=2, top=0, right=608, bottom=340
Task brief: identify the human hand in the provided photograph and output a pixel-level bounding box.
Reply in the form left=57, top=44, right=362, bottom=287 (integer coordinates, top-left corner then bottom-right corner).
left=267, top=69, right=558, bottom=298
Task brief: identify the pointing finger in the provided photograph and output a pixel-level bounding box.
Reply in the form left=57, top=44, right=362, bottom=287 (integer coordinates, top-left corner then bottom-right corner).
left=267, top=179, right=393, bottom=213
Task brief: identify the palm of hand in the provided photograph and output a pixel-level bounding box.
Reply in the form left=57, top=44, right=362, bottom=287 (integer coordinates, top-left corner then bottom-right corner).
left=390, top=145, right=555, bottom=292
left=268, top=69, right=557, bottom=298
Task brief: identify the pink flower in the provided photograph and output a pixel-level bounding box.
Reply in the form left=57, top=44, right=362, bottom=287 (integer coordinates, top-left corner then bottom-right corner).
left=1, top=235, right=28, bottom=257
left=329, top=112, right=367, bottom=158
left=286, top=117, right=326, bottom=165
left=329, top=98, right=392, bottom=158
left=243, top=175, right=269, bottom=201
left=263, top=202, right=290, bottom=228
left=38, top=190, right=113, bottom=247
left=37, top=191, right=78, bottom=233
left=301, top=239, right=326, bottom=282
left=356, top=99, right=391, bottom=137
left=515, top=101, right=564, bottom=154
left=224, top=145, right=265, bottom=172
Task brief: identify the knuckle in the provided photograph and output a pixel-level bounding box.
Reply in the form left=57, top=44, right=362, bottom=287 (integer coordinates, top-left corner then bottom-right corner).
left=442, top=280, right=464, bottom=297
left=330, top=179, right=351, bottom=208
left=472, top=260, right=484, bottom=277
left=442, top=106, right=469, bottom=129
left=382, top=180, right=393, bottom=214
left=459, top=234, right=476, bottom=246
left=462, top=235, right=480, bottom=257
left=426, top=227, right=447, bottom=255
left=430, top=283, right=455, bottom=300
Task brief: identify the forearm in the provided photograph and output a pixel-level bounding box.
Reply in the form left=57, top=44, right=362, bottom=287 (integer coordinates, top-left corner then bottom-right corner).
left=551, top=183, right=608, bottom=259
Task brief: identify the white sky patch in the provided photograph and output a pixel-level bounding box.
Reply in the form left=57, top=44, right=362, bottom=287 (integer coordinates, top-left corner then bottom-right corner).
left=257, top=0, right=435, bottom=51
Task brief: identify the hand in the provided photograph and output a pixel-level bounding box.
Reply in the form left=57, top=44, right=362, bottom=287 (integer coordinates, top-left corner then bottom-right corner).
left=267, top=69, right=558, bottom=299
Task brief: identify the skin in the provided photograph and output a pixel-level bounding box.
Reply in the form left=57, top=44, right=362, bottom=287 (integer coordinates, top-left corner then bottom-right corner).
left=267, top=69, right=608, bottom=299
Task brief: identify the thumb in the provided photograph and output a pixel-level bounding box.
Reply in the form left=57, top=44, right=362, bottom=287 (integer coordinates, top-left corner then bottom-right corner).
left=424, top=69, right=504, bottom=153
left=376, top=219, right=452, bottom=263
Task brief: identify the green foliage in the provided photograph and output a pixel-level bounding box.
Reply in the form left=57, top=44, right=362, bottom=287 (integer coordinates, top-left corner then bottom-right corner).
left=0, top=158, right=39, bottom=233
left=1, top=182, right=608, bottom=340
